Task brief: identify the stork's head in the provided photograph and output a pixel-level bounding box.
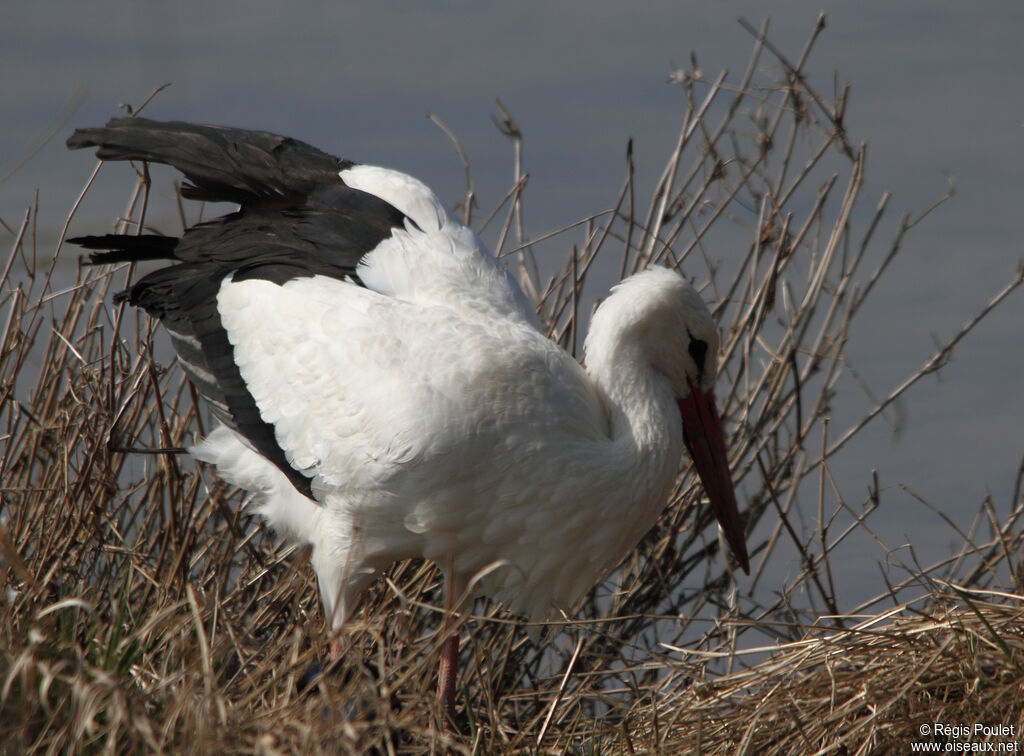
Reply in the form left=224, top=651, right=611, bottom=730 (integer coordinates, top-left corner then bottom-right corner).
left=587, top=267, right=750, bottom=573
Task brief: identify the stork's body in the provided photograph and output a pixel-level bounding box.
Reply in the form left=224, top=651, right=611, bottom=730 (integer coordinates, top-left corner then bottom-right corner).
left=68, top=118, right=748, bottom=727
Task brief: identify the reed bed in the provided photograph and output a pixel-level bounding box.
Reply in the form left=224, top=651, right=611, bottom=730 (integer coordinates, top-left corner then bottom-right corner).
left=2, top=16, right=1022, bottom=754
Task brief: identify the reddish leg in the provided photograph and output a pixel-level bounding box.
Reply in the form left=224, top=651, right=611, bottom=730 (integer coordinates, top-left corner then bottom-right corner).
left=436, top=566, right=465, bottom=732
left=436, top=629, right=459, bottom=730
left=329, top=635, right=347, bottom=661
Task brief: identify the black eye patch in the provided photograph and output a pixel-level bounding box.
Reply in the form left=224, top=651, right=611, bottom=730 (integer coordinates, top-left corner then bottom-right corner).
left=687, top=335, right=708, bottom=380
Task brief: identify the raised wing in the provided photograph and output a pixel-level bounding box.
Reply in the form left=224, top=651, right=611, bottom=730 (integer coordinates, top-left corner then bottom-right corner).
left=67, top=118, right=533, bottom=499
left=66, top=117, right=352, bottom=205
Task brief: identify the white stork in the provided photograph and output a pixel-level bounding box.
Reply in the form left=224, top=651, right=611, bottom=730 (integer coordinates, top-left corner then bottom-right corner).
left=68, top=118, right=749, bottom=728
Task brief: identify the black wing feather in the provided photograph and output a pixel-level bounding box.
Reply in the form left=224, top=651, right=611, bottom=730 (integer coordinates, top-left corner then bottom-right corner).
left=68, top=118, right=410, bottom=500
left=67, top=117, right=355, bottom=206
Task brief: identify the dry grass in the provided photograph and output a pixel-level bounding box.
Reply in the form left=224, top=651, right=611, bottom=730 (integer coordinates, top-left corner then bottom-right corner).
left=633, top=587, right=1024, bottom=754
left=2, top=16, right=1022, bottom=755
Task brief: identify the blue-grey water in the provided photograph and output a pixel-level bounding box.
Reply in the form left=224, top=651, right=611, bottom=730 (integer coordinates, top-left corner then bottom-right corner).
left=3, top=1, right=1022, bottom=622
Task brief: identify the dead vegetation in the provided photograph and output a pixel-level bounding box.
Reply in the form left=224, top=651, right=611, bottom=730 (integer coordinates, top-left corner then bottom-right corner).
left=632, top=588, right=1024, bottom=754
left=2, top=16, right=1022, bottom=755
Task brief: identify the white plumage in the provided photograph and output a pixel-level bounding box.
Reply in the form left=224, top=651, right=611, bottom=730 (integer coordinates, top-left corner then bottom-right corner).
left=68, top=118, right=747, bottom=724
left=199, top=260, right=702, bottom=627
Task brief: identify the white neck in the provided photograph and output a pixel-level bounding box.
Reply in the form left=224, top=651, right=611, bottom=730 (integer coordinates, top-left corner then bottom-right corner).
left=584, top=335, right=684, bottom=527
